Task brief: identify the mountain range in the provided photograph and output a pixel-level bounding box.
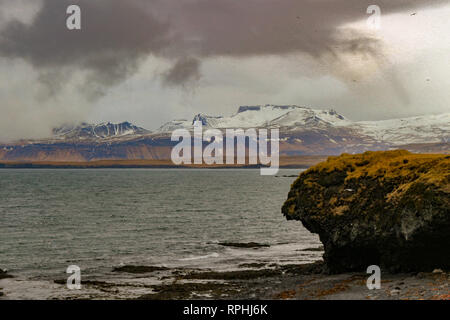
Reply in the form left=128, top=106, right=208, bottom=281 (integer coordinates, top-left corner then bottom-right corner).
left=1, top=105, right=448, bottom=162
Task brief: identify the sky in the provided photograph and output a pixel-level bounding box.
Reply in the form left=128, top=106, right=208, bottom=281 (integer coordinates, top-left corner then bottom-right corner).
left=0, top=0, right=449, bottom=141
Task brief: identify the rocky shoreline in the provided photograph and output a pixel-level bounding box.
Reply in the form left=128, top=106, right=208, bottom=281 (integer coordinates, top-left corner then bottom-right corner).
left=1, top=151, right=448, bottom=300
left=2, top=262, right=448, bottom=300
left=113, top=263, right=449, bottom=300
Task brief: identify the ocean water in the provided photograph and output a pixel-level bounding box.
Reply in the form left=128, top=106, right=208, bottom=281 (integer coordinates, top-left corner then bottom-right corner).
left=0, top=169, right=321, bottom=299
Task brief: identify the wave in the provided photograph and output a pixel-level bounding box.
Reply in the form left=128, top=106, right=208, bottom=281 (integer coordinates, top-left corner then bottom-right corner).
left=178, top=253, right=219, bottom=261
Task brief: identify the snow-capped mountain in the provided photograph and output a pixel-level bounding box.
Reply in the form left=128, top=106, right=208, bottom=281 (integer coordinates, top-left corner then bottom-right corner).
left=52, top=121, right=150, bottom=141
left=156, top=105, right=449, bottom=146
left=156, top=105, right=351, bottom=132
left=353, top=113, right=450, bottom=146
left=0, top=105, right=448, bottom=162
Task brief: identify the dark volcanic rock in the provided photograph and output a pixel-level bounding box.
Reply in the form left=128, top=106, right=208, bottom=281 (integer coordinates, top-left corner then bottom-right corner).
left=0, top=269, right=13, bottom=280
left=282, top=150, right=450, bottom=273
left=112, top=265, right=169, bottom=274
left=218, top=242, right=270, bottom=248
left=301, top=246, right=325, bottom=252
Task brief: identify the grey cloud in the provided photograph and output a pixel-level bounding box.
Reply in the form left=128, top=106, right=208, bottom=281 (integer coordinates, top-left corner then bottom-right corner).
left=0, top=0, right=172, bottom=94
left=163, top=57, right=201, bottom=87
left=0, top=0, right=447, bottom=91
left=172, top=0, right=447, bottom=56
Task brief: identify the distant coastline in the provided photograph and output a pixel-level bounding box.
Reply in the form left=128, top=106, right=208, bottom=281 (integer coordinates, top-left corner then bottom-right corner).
left=0, top=155, right=327, bottom=169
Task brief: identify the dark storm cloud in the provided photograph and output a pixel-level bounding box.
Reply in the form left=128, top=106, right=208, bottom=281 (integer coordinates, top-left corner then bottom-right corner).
left=173, top=0, right=447, bottom=56
left=0, top=0, right=172, bottom=95
left=163, top=57, right=201, bottom=87
left=0, top=0, right=446, bottom=90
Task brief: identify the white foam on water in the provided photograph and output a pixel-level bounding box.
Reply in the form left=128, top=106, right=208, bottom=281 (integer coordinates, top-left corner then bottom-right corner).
left=179, top=252, right=220, bottom=261
left=0, top=169, right=322, bottom=299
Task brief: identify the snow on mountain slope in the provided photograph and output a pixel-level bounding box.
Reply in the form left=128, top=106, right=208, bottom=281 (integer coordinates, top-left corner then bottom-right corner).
left=268, top=107, right=352, bottom=128
left=155, top=105, right=449, bottom=146
left=154, top=119, right=192, bottom=133
left=53, top=121, right=150, bottom=140
left=351, top=113, right=450, bottom=145
left=156, top=105, right=351, bottom=132
left=16, top=105, right=449, bottom=149
left=1, top=105, right=447, bottom=162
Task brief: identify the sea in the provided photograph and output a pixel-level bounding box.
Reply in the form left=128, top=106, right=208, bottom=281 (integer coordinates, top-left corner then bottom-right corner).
left=0, top=169, right=321, bottom=299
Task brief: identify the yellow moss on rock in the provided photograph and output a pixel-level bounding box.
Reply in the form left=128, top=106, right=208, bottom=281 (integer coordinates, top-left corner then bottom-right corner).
left=282, top=150, right=450, bottom=272
left=305, top=150, right=449, bottom=195
left=332, top=205, right=349, bottom=216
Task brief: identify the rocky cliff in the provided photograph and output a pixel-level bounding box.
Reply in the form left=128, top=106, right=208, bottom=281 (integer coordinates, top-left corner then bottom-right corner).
left=282, top=150, right=450, bottom=273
